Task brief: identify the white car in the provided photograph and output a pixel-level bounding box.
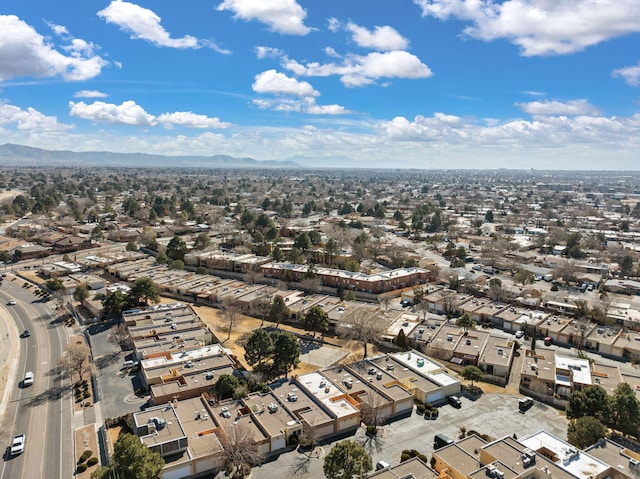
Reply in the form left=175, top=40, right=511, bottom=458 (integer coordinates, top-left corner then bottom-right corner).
left=515, top=330, right=525, bottom=339
left=7, top=300, right=16, bottom=305
left=23, top=371, right=34, bottom=387
left=10, top=434, right=25, bottom=455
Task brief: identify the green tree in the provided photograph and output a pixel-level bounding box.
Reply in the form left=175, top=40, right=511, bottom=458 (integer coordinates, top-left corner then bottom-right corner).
left=103, top=290, right=128, bottom=317
left=396, top=329, right=408, bottom=351
left=46, top=278, right=64, bottom=292
left=166, top=236, right=188, bottom=261
left=610, top=382, right=640, bottom=436
left=462, top=365, right=483, bottom=386
left=455, top=313, right=475, bottom=333
left=73, top=283, right=90, bottom=302
left=271, top=331, right=300, bottom=377
left=567, top=416, right=607, bottom=449
left=244, top=329, right=274, bottom=368
left=267, top=296, right=289, bottom=329
left=514, top=269, right=535, bottom=286
left=566, top=385, right=610, bottom=422
left=109, top=433, right=164, bottom=479
left=485, top=210, right=494, bottom=223
left=215, top=374, right=240, bottom=399
left=620, top=255, right=634, bottom=277
left=126, top=241, right=138, bottom=252
left=193, top=232, right=211, bottom=250
left=302, top=305, right=329, bottom=338
left=294, top=232, right=312, bottom=251
left=126, top=277, right=160, bottom=308
left=323, top=440, right=372, bottom=479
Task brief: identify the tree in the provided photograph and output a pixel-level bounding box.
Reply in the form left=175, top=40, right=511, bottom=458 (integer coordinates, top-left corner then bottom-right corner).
left=302, top=305, right=329, bottom=338
left=220, top=299, right=243, bottom=341
left=455, top=313, right=475, bottom=333
left=166, top=236, right=188, bottom=261
left=323, top=440, right=372, bottom=479
left=61, top=341, right=91, bottom=382
left=46, top=278, right=64, bottom=292
left=192, top=232, right=211, bottom=250
left=338, top=309, right=386, bottom=359
left=567, top=416, right=607, bottom=449
left=244, top=329, right=274, bottom=368
left=127, top=277, right=160, bottom=308
left=566, top=385, right=610, bottom=421
left=109, top=433, right=164, bottom=479
left=215, top=374, right=239, bottom=399
left=271, top=331, right=300, bottom=377
left=620, top=254, right=634, bottom=277
left=103, top=290, right=128, bottom=317
left=395, top=329, right=409, bottom=351
left=126, top=241, right=138, bottom=252
left=462, top=365, right=483, bottom=386
left=267, top=295, right=289, bottom=329
left=610, top=382, right=640, bottom=436
left=220, top=422, right=265, bottom=479
left=73, top=283, right=90, bottom=302
left=514, top=269, right=535, bottom=286
left=108, top=323, right=132, bottom=350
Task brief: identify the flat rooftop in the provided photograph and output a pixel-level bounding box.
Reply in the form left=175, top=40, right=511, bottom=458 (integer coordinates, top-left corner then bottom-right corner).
left=296, top=372, right=360, bottom=419
left=269, top=379, right=334, bottom=429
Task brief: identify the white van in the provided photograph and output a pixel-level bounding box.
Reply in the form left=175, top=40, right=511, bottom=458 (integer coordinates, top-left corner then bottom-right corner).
left=23, top=371, right=34, bottom=387
left=519, top=397, right=533, bottom=410
left=376, top=460, right=390, bottom=470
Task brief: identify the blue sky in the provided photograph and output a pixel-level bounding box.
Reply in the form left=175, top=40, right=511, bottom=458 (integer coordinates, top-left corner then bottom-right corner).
left=1, top=0, right=640, bottom=169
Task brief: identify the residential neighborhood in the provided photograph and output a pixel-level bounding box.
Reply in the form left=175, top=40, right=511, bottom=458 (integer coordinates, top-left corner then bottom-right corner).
left=3, top=167, right=640, bottom=479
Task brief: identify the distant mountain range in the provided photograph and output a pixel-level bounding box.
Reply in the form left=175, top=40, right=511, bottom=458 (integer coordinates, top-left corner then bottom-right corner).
left=0, top=143, right=302, bottom=169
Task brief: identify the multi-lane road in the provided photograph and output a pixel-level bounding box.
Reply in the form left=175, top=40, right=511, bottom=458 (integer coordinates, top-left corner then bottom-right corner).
left=0, top=279, right=74, bottom=479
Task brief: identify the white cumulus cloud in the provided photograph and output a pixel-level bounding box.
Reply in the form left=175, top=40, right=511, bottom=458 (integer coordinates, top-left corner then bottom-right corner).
left=283, top=50, right=432, bottom=87
left=0, top=15, right=109, bottom=81
left=74, top=90, right=109, bottom=99
left=99, top=0, right=229, bottom=52
left=613, top=63, right=640, bottom=86
left=0, top=102, right=73, bottom=131
left=69, top=100, right=231, bottom=129
left=156, top=111, right=231, bottom=129
left=413, top=0, right=640, bottom=56
left=69, top=100, right=156, bottom=126
left=217, top=0, right=310, bottom=35
left=346, top=23, right=409, bottom=51
left=252, top=69, right=319, bottom=97
left=516, top=99, right=599, bottom=116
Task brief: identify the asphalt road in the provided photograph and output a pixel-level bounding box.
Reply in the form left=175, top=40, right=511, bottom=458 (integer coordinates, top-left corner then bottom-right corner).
left=0, top=280, right=74, bottom=479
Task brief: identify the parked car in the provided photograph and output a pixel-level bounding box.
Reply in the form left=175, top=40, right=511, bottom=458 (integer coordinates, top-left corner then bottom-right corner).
left=544, top=336, right=553, bottom=346
left=518, top=397, right=533, bottom=411
left=448, top=395, right=462, bottom=408
left=515, top=330, right=524, bottom=339
left=10, top=434, right=25, bottom=455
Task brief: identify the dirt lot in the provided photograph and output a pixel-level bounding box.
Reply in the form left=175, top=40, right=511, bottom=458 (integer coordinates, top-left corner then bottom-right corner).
left=191, top=303, right=373, bottom=375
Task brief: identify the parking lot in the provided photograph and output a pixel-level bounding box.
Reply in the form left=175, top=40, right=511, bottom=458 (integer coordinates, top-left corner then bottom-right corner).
left=247, top=392, right=567, bottom=479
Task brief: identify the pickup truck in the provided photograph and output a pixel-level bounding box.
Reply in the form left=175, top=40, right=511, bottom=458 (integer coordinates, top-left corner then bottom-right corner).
left=10, top=434, right=25, bottom=455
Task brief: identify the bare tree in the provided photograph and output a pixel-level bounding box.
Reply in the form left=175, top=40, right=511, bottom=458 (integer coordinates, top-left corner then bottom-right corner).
left=108, top=323, right=132, bottom=350
left=61, top=341, right=91, bottom=382
left=251, top=294, right=272, bottom=328
left=220, top=421, right=265, bottom=478
left=220, top=298, right=244, bottom=341
left=338, top=308, right=387, bottom=359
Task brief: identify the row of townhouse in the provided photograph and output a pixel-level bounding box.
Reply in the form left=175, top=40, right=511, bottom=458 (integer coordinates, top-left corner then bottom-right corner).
left=127, top=335, right=460, bottom=479
left=433, top=430, right=640, bottom=479
left=519, top=347, right=640, bottom=403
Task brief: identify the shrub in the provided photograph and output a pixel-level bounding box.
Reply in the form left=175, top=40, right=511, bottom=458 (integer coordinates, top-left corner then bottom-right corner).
left=287, top=434, right=299, bottom=446
left=366, top=425, right=378, bottom=436
left=76, top=464, right=87, bottom=473
left=83, top=390, right=91, bottom=398
left=87, top=457, right=99, bottom=467
left=78, top=449, right=93, bottom=463
left=415, top=402, right=426, bottom=414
